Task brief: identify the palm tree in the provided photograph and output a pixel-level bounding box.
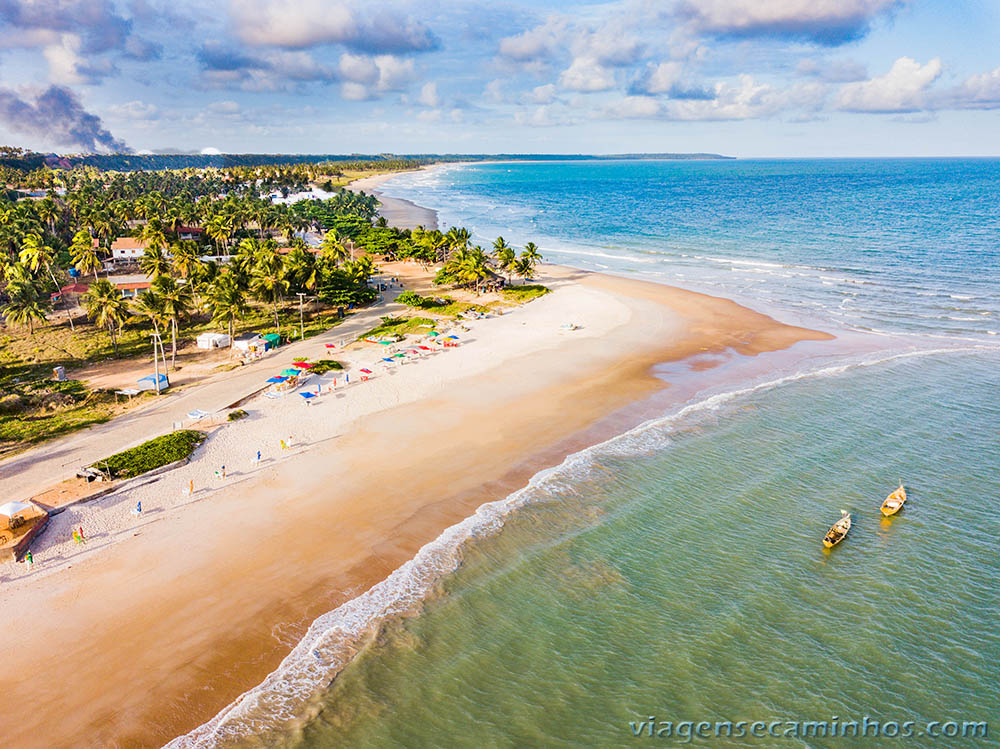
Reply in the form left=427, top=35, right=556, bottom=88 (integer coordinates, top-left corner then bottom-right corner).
left=492, top=236, right=517, bottom=285
left=2, top=275, right=50, bottom=334
left=251, top=253, right=288, bottom=333
left=19, top=232, right=73, bottom=330
left=140, top=246, right=171, bottom=279
left=284, top=246, right=319, bottom=292
left=521, top=242, right=542, bottom=266
left=456, top=246, right=490, bottom=295
left=139, top=219, right=168, bottom=253
left=152, top=275, right=193, bottom=368
left=83, top=279, right=129, bottom=355
left=69, top=230, right=101, bottom=279
left=206, top=273, right=249, bottom=344
left=171, top=240, right=200, bottom=280
left=205, top=214, right=234, bottom=255
left=515, top=256, right=536, bottom=284
left=131, top=288, right=167, bottom=337
left=320, top=230, right=350, bottom=266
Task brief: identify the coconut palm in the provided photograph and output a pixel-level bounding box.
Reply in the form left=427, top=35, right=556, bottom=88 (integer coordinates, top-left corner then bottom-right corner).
left=206, top=273, right=249, bottom=343
left=205, top=213, right=234, bottom=255
left=521, top=241, right=542, bottom=265
left=139, top=219, right=168, bottom=252
left=321, top=230, right=350, bottom=266
left=131, top=288, right=167, bottom=337
left=284, top=246, right=320, bottom=293
left=152, top=275, right=193, bottom=368
left=250, top=253, right=288, bottom=333
left=171, top=240, right=201, bottom=280
left=19, top=232, right=73, bottom=330
left=69, top=230, right=101, bottom=279
left=140, top=246, right=171, bottom=279
left=83, top=278, right=129, bottom=355
left=492, top=236, right=517, bottom=285
left=2, top=275, right=50, bottom=334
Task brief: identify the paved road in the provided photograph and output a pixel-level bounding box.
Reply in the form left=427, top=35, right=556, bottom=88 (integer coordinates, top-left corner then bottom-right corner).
left=0, top=295, right=402, bottom=504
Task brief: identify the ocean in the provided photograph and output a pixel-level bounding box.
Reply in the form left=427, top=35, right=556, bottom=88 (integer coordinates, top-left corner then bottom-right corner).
left=175, top=160, right=1000, bottom=747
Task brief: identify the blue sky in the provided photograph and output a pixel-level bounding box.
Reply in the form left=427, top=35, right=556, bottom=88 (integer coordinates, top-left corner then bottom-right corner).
left=0, top=0, right=998, bottom=156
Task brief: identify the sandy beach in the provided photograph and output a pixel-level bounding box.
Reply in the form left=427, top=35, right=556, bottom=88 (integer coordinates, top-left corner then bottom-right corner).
left=349, top=170, right=440, bottom=230
left=0, top=187, right=833, bottom=748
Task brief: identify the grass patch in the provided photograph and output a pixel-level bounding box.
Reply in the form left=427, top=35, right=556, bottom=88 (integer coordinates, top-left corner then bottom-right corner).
left=0, top=379, right=153, bottom=455
left=227, top=409, right=248, bottom=421
left=94, top=429, right=206, bottom=479
left=397, top=292, right=490, bottom=319
left=308, top=359, right=344, bottom=374
left=360, top=316, right=436, bottom=341
left=501, top=284, right=551, bottom=303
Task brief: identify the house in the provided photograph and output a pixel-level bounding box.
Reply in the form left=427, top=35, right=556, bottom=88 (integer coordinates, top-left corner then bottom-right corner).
left=115, top=281, right=151, bottom=299
left=111, top=237, right=149, bottom=259
left=232, top=333, right=266, bottom=354
left=177, top=226, right=204, bottom=241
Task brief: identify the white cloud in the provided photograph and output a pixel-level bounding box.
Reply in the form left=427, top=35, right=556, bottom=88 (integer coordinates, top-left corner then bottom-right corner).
left=636, top=61, right=683, bottom=94
left=418, top=81, right=440, bottom=107
left=43, top=34, right=115, bottom=84
left=498, top=16, right=568, bottom=62
left=675, top=0, right=907, bottom=45
left=609, top=95, right=662, bottom=118
left=109, top=100, right=159, bottom=119
left=524, top=83, right=557, bottom=104
left=660, top=75, right=825, bottom=120
left=208, top=100, right=241, bottom=115
left=339, top=52, right=379, bottom=85
left=373, top=55, right=416, bottom=92
left=946, top=66, right=1000, bottom=110
left=559, top=57, right=615, bottom=92
left=228, top=0, right=437, bottom=53
left=836, top=57, right=942, bottom=113
left=201, top=146, right=222, bottom=155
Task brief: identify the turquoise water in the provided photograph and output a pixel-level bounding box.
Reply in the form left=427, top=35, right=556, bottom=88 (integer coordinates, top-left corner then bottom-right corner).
left=174, top=161, right=1000, bottom=747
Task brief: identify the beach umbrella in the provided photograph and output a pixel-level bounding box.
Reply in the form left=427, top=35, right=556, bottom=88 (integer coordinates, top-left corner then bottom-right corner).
left=360, top=368, right=373, bottom=374
left=299, top=392, right=317, bottom=402
left=393, top=353, right=406, bottom=358
left=266, top=376, right=288, bottom=383
left=378, top=340, right=393, bottom=345
left=427, top=331, right=439, bottom=337
left=382, top=357, right=394, bottom=363
left=281, top=368, right=302, bottom=377
left=446, top=335, right=459, bottom=340
left=325, top=343, right=336, bottom=349
left=293, top=361, right=315, bottom=368
left=0, top=501, right=32, bottom=519
left=418, top=345, right=432, bottom=351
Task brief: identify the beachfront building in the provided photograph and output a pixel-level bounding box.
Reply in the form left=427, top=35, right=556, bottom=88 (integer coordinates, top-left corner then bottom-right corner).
left=115, top=281, right=152, bottom=299
left=111, top=237, right=150, bottom=260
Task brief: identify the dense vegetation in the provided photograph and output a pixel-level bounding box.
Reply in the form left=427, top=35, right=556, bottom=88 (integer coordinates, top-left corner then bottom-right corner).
left=95, top=429, right=206, bottom=479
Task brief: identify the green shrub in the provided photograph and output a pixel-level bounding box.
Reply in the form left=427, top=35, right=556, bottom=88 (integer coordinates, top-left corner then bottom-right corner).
left=228, top=409, right=248, bottom=421
left=96, top=430, right=206, bottom=479
left=396, top=290, right=424, bottom=307
left=501, top=284, right=551, bottom=302
left=309, top=359, right=344, bottom=374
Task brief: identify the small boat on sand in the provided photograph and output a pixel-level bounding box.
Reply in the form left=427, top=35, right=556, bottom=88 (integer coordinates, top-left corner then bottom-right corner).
left=881, top=483, right=907, bottom=516
left=823, top=511, right=851, bottom=548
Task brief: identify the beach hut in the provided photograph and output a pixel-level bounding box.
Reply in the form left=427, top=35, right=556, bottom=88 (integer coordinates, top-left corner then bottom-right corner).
left=233, top=333, right=265, bottom=354
left=196, top=332, right=231, bottom=349
left=262, top=333, right=282, bottom=350
left=136, top=373, right=169, bottom=392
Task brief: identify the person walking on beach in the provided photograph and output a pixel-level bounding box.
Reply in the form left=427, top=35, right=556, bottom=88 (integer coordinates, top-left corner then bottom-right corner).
left=72, top=529, right=80, bottom=544
left=255, top=450, right=262, bottom=463
left=78, top=526, right=86, bottom=544
left=280, top=438, right=287, bottom=450
left=24, top=549, right=33, bottom=570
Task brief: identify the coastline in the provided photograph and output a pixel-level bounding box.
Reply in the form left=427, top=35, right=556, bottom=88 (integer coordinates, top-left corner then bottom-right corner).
left=0, top=176, right=834, bottom=748
left=349, top=169, right=441, bottom=230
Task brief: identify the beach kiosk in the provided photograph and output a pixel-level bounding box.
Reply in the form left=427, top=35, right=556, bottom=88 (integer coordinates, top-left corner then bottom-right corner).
left=136, top=373, right=169, bottom=392
left=262, top=333, right=282, bottom=351
left=196, top=332, right=231, bottom=349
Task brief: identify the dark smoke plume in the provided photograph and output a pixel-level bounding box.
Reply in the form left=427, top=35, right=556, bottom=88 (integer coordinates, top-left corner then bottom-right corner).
left=0, top=85, right=130, bottom=153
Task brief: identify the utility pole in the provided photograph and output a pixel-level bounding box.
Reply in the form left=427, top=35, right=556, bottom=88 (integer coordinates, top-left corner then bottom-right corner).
left=151, top=331, right=166, bottom=394
left=297, top=292, right=306, bottom=341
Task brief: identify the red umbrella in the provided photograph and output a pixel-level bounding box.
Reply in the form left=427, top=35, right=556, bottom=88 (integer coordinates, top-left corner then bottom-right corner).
left=293, top=361, right=315, bottom=368
left=418, top=345, right=432, bottom=351
left=325, top=344, right=336, bottom=349
left=360, top=368, right=373, bottom=374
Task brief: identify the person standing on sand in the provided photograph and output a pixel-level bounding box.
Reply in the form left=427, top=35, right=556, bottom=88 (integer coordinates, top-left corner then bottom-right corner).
left=24, top=549, right=33, bottom=570
left=78, top=526, right=86, bottom=544
left=280, top=439, right=287, bottom=450
left=72, top=529, right=80, bottom=544
left=256, top=450, right=262, bottom=463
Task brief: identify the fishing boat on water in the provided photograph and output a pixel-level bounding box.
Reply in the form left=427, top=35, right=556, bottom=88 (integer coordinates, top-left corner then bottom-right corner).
left=823, top=511, right=851, bottom=548
left=881, top=483, right=907, bottom=516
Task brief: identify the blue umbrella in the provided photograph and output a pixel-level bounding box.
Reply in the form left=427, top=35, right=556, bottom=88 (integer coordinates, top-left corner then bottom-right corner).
left=382, top=357, right=394, bottom=363
left=266, top=376, right=288, bottom=383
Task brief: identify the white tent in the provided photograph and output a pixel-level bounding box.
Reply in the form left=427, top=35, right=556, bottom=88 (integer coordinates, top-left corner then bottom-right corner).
left=197, top=332, right=231, bottom=349
left=0, top=501, right=31, bottom=518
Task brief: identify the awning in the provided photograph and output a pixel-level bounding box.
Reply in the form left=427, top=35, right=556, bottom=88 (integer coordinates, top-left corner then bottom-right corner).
left=0, top=501, right=32, bottom=518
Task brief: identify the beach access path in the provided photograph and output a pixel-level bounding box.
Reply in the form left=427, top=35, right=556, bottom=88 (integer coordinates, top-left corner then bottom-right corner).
left=0, top=291, right=405, bottom=505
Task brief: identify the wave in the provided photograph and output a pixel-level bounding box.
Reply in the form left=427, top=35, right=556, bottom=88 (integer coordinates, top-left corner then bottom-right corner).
left=166, top=344, right=995, bottom=748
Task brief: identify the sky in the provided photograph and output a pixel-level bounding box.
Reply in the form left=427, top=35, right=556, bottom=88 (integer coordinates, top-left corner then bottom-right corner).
left=0, top=0, right=998, bottom=157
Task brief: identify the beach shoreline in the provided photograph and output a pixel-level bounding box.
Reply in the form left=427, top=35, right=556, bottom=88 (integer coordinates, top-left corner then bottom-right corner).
left=0, top=176, right=837, bottom=748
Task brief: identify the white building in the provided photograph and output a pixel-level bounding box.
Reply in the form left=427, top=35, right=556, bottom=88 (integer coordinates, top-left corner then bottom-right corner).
left=111, top=237, right=149, bottom=259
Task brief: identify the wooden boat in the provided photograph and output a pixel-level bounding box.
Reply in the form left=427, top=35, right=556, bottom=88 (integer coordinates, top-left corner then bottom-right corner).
left=881, top=483, right=907, bottom=516
left=823, top=511, right=851, bottom=548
